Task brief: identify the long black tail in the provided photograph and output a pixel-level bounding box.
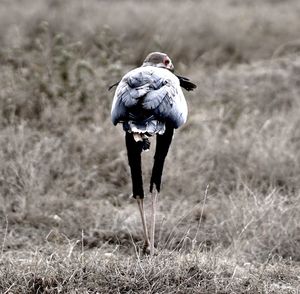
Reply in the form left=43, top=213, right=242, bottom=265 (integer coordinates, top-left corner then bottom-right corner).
left=150, top=124, right=174, bottom=193
left=175, top=74, right=197, bottom=91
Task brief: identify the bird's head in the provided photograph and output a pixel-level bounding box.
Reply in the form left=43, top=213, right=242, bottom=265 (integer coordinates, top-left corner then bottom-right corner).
left=142, top=52, right=174, bottom=72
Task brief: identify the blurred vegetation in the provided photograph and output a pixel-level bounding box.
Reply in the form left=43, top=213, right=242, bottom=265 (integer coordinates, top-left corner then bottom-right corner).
left=0, top=0, right=300, bottom=292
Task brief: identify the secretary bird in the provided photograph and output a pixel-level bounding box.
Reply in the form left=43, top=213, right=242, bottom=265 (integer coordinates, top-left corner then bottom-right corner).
left=110, top=52, right=196, bottom=256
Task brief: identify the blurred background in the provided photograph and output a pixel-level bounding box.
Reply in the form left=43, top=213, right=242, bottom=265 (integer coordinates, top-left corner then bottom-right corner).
left=1, top=0, right=300, bottom=262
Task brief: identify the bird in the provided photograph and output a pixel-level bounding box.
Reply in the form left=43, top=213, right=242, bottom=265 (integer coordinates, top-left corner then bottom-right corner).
left=110, top=52, right=196, bottom=256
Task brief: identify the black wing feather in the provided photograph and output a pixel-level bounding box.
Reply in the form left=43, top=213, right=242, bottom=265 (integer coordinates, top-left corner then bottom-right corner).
left=175, top=74, right=197, bottom=91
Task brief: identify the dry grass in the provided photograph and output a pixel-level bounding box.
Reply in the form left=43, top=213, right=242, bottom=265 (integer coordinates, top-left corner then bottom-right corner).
left=1, top=246, right=300, bottom=293
left=1, top=0, right=300, bottom=292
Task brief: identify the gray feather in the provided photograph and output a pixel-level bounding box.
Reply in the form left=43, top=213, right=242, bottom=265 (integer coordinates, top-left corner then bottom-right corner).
left=111, top=66, right=187, bottom=130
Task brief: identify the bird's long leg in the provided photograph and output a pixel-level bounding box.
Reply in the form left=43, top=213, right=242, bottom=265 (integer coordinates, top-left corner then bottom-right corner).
left=149, top=124, right=174, bottom=256
left=150, top=186, right=158, bottom=256
left=136, top=198, right=150, bottom=252
left=125, top=132, right=149, bottom=252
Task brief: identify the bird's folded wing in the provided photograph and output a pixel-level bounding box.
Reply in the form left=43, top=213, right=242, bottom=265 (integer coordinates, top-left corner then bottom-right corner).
left=111, top=67, right=187, bottom=128
left=151, top=84, right=186, bottom=128
left=141, top=80, right=187, bottom=128
left=111, top=84, right=147, bottom=125
left=142, top=82, right=173, bottom=110
left=111, top=80, right=128, bottom=125
left=111, top=68, right=161, bottom=125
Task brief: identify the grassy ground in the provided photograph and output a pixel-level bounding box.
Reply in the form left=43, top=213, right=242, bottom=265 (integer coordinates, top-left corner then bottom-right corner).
left=1, top=0, right=300, bottom=292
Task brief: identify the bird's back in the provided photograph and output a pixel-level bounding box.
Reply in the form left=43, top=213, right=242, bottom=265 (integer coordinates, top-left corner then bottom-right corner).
left=111, top=66, right=188, bottom=134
